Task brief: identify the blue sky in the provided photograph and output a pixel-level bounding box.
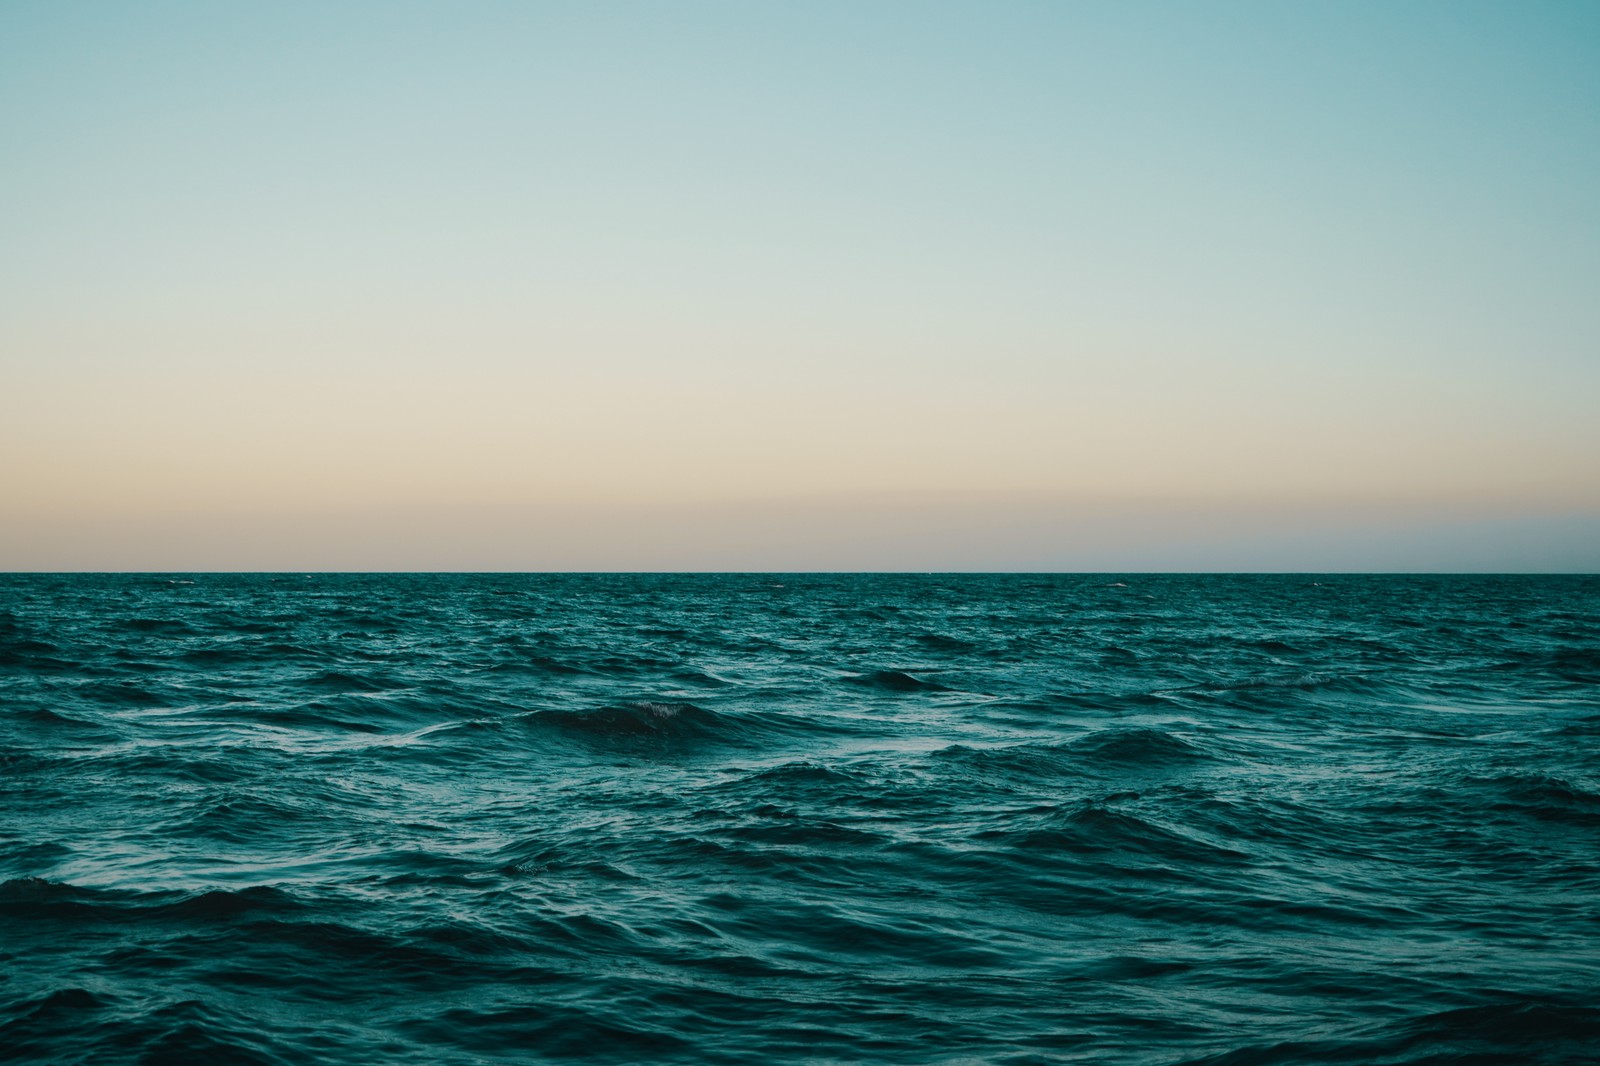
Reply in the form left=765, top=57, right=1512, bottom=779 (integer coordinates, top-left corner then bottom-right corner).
left=2, top=1, right=1597, bottom=569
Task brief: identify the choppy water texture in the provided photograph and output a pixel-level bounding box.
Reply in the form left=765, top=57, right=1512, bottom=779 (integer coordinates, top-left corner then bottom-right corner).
left=3, top=574, right=1599, bottom=1065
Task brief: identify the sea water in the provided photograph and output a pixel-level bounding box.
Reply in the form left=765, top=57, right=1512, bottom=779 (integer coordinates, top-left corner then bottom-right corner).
left=2, top=573, right=1597, bottom=1064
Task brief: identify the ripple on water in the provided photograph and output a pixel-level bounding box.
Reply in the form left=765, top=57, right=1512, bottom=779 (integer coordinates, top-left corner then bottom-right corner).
left=1, top=573, right=1597, bottom=1065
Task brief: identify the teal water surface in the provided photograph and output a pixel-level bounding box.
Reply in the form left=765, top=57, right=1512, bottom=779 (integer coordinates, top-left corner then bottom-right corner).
left=2, top=574, right=1598, bottom=1064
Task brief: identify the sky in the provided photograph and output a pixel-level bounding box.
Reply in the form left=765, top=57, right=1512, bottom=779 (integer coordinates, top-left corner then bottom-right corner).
left=2, top=0, right=1597, bottom=570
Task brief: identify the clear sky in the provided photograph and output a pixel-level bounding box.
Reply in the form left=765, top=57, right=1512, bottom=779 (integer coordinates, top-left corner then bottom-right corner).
left=3, top=1, right=1597, bottom=570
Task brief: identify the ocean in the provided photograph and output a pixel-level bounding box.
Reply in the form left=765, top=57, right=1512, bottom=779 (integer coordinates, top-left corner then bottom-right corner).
left=2, top=573, right=1597, bottom=1064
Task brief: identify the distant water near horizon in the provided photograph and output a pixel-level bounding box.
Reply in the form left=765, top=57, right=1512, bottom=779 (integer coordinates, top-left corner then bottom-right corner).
left=3, top=573, right=1598, bottom=1064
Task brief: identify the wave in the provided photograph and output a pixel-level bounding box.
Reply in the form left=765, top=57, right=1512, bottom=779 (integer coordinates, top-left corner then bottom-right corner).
left=0, top=990, right=296, bottom=1066
left=1481, top=772, right=1600, bottom=827
left=846, top=668, right=952, bottom=693
left=5, top=572, right=1598, bottom=1065
left=928, top=741, right=1080, bottom=785
left=0, top=878, right=305, bottom=924
left=974, top=801, right=1252, bottom=869
left=110, top=617, right=200, bottom=636
left=1179, top=997, right=1600, bottom=1065
left=402, top=1003, right=696, bottom=1060
left=709, top=759, right=870, bottom=795
left=299, top=668, right=403, bottom=693
left=1067, top=727, right=1218, bottom=767
left=521, top=700, right=740, bottom=746
left=915, top=632, right=979, bottom=652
